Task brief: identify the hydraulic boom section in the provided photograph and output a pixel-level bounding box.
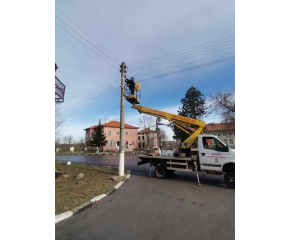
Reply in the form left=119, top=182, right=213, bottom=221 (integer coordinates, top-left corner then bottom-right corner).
left=131, top=104, right=205, bottom=149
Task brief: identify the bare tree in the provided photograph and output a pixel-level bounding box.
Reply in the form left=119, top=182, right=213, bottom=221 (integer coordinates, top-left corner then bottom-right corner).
left=160, top=129, right=169, bottom=149
left=55, top=107, right=65, bottom=137
left=63, top=135, right=74, bottom=146
left=139, top=115, right=155, bottom=150
left=79, top=137, right=85, bottom=145
left=208, top=89, right=235, bottom=123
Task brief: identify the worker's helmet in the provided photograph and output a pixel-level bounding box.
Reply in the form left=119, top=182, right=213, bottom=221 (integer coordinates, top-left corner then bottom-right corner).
left=130, top=77, right=134, bottom=80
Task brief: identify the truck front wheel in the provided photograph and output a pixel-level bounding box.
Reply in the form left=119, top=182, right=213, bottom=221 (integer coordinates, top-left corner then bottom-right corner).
left=224, top=172, right=235, bottom=189
left=155, top=165, right=167, bottom=179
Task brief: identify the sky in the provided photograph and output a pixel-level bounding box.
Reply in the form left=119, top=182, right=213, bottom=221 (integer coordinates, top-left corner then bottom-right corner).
left=55, top=0, right=235, bottom=142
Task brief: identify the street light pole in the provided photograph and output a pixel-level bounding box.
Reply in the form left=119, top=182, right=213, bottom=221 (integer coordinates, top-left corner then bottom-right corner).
left=119, top=62, right=126, bottom=176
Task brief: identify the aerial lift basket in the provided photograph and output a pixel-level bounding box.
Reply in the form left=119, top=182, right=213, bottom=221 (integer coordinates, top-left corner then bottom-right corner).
left=125, top=84, right=141, bottom=104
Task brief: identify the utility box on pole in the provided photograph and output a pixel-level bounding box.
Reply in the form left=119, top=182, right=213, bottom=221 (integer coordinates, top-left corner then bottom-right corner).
left=119, top=62, right=126, bottom=176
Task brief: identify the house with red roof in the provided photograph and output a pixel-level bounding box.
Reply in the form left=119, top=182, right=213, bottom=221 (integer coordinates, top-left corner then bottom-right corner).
left=138, top=128, right=158, bottom=150
left=84, top=119, right=139, bottom=151
left=204, top=122, right=235, bottom=148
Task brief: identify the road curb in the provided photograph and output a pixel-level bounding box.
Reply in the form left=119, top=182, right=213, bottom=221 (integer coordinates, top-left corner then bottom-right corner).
left=71, top=201, right=92, bottom=215
left=55, top=211, right=73, bottom=224
left=55, top=171, right=131, bottom=224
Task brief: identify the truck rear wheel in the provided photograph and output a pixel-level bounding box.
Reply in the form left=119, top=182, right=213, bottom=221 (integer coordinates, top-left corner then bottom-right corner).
left=224, top=172, right=235, bottom=189
left=154, top=165, right=167, bottom=179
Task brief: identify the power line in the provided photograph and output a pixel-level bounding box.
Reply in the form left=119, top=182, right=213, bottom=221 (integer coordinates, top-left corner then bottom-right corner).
left=62, top=87, right=119, bottom=111
left=128, top=36, right=235, bottom=66
left=55, top=22, right=119, bottom=70
left=67, top=106, right=120, bottom=122
left=138, top=56, right=235, bottom=82
left=129, top=44, right=235, bottom=71
left=128, top=38, right=234, bottom=67
left=56, top=43, right=119, bottom=84
left=56, top=15, right=120, bottom=66
left=129, top=43, right=234, bottom=70
left=132, top=51, right=235, bottom=77
left=61, top=57, right=234, bottom=112
left=65, top=83, right=113, bottom=101
left=56, top=6, right=121, bottom=63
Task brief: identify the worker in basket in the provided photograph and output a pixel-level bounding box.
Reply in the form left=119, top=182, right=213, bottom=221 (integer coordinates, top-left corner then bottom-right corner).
left=125, top=77, right=135, bottom=96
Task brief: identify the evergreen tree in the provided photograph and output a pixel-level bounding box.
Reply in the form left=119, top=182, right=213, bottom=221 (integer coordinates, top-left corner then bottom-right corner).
left=172, top=87, right=207, bottom=143
left=86, top=124, right=107, bottom=150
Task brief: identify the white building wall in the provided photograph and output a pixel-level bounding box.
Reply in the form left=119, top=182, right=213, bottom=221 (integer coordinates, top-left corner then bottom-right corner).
left=207, top=130, right=235, bottom=148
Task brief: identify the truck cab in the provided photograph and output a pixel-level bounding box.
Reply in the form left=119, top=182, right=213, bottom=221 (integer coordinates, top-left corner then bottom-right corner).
left=197, top=134, right=235, bottom=173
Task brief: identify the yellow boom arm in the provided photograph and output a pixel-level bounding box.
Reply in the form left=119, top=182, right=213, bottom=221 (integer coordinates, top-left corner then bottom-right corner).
left=132, top=104, right=205, bottom=149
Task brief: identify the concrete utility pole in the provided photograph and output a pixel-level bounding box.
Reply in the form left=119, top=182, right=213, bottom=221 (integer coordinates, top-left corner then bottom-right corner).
left=119, top=62, right=126, bottom=176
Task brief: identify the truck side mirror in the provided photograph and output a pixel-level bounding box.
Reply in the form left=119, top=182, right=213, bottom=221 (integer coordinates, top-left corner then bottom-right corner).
left=225, top=145, right=229, bottom=152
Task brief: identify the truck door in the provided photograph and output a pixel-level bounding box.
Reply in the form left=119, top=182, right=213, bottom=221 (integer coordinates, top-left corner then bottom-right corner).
left=199, top=136, right=228, bottom=171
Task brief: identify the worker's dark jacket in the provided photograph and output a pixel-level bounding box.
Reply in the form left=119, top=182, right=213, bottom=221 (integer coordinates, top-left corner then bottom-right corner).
left=125, top=79, right=135, bottom=87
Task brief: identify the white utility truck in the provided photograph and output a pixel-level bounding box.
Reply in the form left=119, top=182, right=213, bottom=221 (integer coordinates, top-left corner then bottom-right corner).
left=125, top=81, right=235, bottom=188
left=137, top=134, right=235, bottom=188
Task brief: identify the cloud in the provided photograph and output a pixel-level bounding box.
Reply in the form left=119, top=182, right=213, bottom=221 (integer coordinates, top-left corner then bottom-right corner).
left=56, top=0, right=234, bottom=142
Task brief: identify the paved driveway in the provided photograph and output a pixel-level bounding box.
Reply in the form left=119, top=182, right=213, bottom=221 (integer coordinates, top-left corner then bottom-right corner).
left=55, top=155, right=235, bottom=240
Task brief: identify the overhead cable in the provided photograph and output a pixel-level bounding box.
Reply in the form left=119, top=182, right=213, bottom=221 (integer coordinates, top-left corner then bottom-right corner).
left=56, top=22, right=119, bottom=70
left=139, top=56, right=235, bottom=82
left=132, top=51, right=235, bottom=76
left=56, top=43, right=119, bottom=84
left=68, top=106, right=120, bottom=122
left=56, top=15, right=120, bottom=65
left=128, top=36, right=235, bottom=66
left=62, top=87, right=119, bottom=111
left=129, top=44, right=235, bottom=71
left=56, top=6, right=122, bottom=63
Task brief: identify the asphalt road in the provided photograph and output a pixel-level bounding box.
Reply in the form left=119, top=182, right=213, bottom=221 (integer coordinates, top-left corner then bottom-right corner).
left=55, top=155, right=235, bottom=240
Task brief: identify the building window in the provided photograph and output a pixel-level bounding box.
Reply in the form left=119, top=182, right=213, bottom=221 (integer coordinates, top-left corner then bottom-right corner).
left=230, top=139, right=233, bottom=144
left=142, top=143, right=145, bottom=147
left=142, top=135, right=145, bottom=140
left=223, top=133, right=226, bottom=136
left=218, top=133, right=221, bottom=136
left=117, top=141, right=120, bottom=147
left=138, top=136, right=140, bottom=140
left=229, top=132, right=232, bottom=135
left=132, top=141, right=135, bottom=146
left=139, top=143, right=141, bottom=148
left=224, top=139, right=227, bottom=143
left=125, top=131, right=128, bottom=136
left=126, top=141, right=129, bottom=149
left=116, top=131, right=120, bottom=136
left=108, top=131, right=112, bottom=136
left=234, top=132, right=235, bottom=135
left=132, top=132, right=135, bottom=136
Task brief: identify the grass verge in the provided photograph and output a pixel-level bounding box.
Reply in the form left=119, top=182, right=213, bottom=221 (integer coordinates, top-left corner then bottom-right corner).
left=55, top=161, right=128, bottom=215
